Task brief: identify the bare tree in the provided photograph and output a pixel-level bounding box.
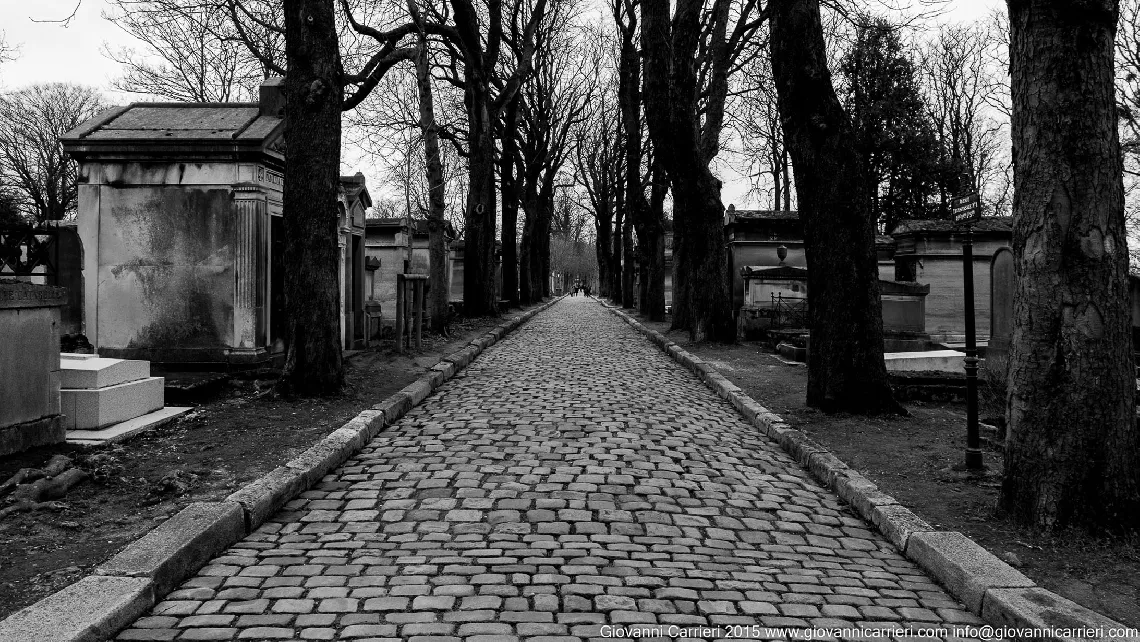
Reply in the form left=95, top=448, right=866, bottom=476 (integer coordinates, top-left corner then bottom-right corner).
left=226, top=0, right=422, bottom=395
left=573, top=95, right=623, bottom=300
left=1002, top=0, right=1140, bottom=532
left=642, top=0, right=765, bottom=342
left=1114, top=0, right=1140, bottom=268
left=103, top=0, right=275, bottom=102
left=733, top=40, right=794, bottom=211
left=919, top=22, right=1008, bottom=216
left=0, top=84, right=105, bottom=224
left=0, top=32, right=17, bottom=69
left=514, top=1, right=597, bottom=304
left=768, top=0, right=902, bottom=414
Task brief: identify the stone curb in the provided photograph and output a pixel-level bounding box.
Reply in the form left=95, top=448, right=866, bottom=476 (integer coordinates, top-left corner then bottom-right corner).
left=0, top=296, right=565, bottom=642
left=601, top=303, right=1129, bottom=638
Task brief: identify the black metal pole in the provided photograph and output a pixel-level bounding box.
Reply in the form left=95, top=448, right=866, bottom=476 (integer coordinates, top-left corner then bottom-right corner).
left=963, top=226, right=983, bottom=469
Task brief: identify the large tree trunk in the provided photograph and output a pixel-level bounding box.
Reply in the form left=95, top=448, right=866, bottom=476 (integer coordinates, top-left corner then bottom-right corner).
left=464, top=95, right=498, bottom=317
left=539, top=211, right=553, bottom=297
left=519, top=205, right=536, bottom=304
left=610, top=204, right=624, bottom=300
left=670, top=231, right=689, bottom=330
left=595, top=214, right=613, bottom=298
left=1001, top=0, right=1140, bottom=531
left=499, top=97, right=521, bottom=307
left=416, top=38, right=449, bottom=334
left=278, top=0, right=343, bottom=396
left=644, top=158, right=668, bottom=320
left=621, top=216, right=636, bottom=307
left=769, top=0, right=901, bottom=414
left=641, top=0, right=734, bottom=342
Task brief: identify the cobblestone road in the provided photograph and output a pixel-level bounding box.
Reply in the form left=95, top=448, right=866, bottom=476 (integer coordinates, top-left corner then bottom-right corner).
left=116, top=297, right=984, bottom=641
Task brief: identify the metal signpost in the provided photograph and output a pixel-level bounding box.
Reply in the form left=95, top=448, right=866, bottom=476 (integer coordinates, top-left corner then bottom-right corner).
left=952, top=193, right=983, bottom=470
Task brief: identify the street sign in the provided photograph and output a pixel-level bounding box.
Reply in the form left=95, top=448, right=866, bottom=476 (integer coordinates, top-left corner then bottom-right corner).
left=952, top=193, right=981, bottom=223
left=951, top=191, right=983, bottom=470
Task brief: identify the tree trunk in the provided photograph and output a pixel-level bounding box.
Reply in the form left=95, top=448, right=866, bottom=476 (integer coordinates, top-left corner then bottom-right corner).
left=519, top=204, right=536, bottom=304
left=278, top=0, right=343, bottom=396
left=644, top=158, right=668, bottom=320
left=499, top=97, right=521, bottom=307
left=768, top=0, right=901, bottom=414
left=463, top=80, right=499, bottom=317
left=540, top=214, right=553, bottom=297
left=416, top=38, right=449, bottom=334
left=595, top=213, right=613, bottom=298
left=622, top=216, right=636, bottom=307
left=637, top=243, right=649, bottom=312
left=1001, top=0, right=1140, bottom=532
left=611, top=204, right=624, bottom=300
left=641, top=0, right=734, bottom=342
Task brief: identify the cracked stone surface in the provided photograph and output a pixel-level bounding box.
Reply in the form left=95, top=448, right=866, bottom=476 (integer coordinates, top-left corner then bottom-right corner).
left=114, top=297, right=985, bottom=641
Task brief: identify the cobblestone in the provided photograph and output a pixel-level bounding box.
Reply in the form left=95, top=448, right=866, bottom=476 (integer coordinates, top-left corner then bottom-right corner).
left=116, top=298, right=982, bottom=640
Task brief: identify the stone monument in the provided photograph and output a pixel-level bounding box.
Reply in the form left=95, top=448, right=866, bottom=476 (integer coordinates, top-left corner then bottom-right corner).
left=0, top=280, right=68, bottom=455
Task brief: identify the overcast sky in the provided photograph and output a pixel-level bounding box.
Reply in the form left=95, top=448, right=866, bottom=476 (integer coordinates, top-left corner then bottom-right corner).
left=0, top=0, right=1006, bottom=208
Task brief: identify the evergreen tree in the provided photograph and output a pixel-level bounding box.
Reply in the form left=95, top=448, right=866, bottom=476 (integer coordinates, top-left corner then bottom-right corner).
left=840, top=19, right=952, bottom=232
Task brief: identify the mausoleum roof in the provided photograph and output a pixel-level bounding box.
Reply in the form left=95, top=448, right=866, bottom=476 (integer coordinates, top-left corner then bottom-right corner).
left=730, top=209, right=800, bottom=220
left=893, top=217, right=1012, bottom=234
left=61, top=102, right=284, bottom=163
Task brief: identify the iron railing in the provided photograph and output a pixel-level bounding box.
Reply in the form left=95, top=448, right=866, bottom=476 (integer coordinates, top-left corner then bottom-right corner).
left=0, top=225, right=59, bottom=284
left=771, top=293, right=807, bottom=329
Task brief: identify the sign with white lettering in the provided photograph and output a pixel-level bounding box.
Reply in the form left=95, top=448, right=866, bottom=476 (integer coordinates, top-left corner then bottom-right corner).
left=952, top=193, right=981, bottom=223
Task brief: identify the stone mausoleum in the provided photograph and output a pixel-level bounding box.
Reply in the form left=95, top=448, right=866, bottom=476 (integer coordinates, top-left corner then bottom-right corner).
left=61, top=78, right=370, bottom=365
left=890, top=217, right=1012, bottom=344
left=721, top=205, right=1011, bottom=345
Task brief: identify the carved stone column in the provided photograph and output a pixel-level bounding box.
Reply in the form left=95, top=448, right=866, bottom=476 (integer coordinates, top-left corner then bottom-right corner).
left=232, top=186, right=268, bottom=359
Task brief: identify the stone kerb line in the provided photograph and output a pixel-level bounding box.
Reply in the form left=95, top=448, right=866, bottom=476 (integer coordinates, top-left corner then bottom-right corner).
left=0, top=296, right=564, bottom=642
left=600, top=300, right=1131, bottom=640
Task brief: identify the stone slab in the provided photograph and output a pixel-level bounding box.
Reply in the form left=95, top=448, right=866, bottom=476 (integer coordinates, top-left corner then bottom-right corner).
left=0, top=575, right=154, bottom=642
left=96, top=502, right=245, bottom=595
left=60, top=357, right=150, bottom=389
left=884, top=349, right=965, bottom=373
left=66, top=406, right=191, bottom=446
left=906, top=531, right=1036, bottom=612
left=60, top=376, right=165, bottom=430
left=981, top=587, right=1135, bottom=641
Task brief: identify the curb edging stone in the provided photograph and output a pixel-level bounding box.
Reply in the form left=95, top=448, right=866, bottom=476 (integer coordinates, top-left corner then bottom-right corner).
left=600, top=302, right=1130, bottom=639
left=0, top=296, right=564, bottom=642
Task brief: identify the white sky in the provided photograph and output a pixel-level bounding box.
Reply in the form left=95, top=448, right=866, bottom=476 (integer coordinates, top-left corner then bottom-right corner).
left=0, top=0, right=1005, bottom=208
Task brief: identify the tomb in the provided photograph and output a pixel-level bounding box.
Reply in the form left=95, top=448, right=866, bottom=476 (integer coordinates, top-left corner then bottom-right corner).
left=891, top=217, right=1013, bottom=344
left=736, top=245, right=931, bottom=351
left=61, top=78, right=376, bottom=364
left=58, top=353, right=190, bottom=445
left=724, top=206, right=805, bottom=313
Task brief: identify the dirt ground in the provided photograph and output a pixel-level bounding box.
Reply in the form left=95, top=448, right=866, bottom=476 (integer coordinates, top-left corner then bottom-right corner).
left=639, top=316, right=1140, bottom=628
left=0, top=311, right=532, bottom=620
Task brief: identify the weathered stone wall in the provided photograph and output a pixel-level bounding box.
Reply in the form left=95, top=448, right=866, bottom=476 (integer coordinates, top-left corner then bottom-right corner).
left=910, top=256, right=993, bottom=342
left=92, top=186, right=237, bottom=351
left=76, top=161, right=281, bottom=363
